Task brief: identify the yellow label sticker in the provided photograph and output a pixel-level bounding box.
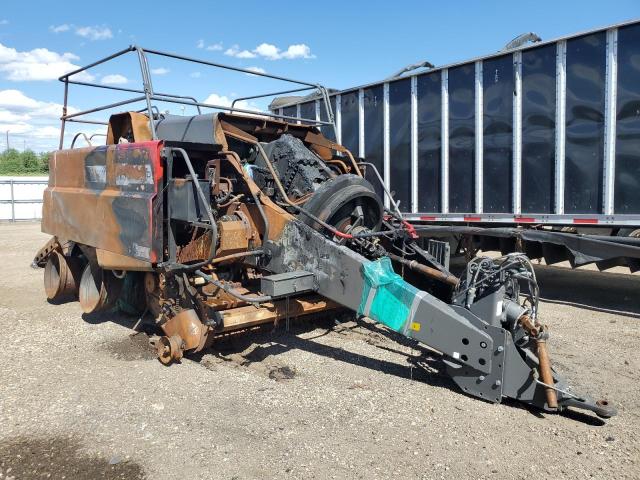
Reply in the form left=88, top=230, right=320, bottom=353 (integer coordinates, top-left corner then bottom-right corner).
left=410, top=322, right=421, bottom=332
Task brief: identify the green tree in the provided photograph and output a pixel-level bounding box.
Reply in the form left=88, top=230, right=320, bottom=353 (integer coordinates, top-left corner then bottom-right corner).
left=0, top=149, right=51, bottom=175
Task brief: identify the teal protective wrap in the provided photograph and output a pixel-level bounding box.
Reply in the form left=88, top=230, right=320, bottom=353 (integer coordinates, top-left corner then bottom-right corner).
left=357, top=257, right=420, bottom=332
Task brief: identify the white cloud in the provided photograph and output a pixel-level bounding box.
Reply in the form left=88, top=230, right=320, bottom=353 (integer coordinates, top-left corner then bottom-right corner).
left=0, top=89, right=77, bottom=119
left=0, top=20, right=8, bottom=26
left=280, top=44, right=314, bottom=59
left=202, top=93, right=262, bottom=115
left=101, top=74, right=128, bottom=85
left=0, top=89, right=99, bottom=151
left=202, top=93, right=235, bottom=108
left=245, top=66, right=266, bottom=77
left=189, top=71, right=201, bottom=78
left=225, top=42, right=315, bottom=60
left=75, top=25, right=112, bottom=41
left=50, top=24, right=70, bottom=33
left=0, top=43, right=93, bottom=82
left=51, top=24, right=113, bottom=41
left=0, top=110, right=30, bottom=122
left=151, top=67, right=169, bottom=75
left=224, top=44, right=256, bottom=59
left=197, top=40, right=223, bottom=51
left=253, top=43, right=280, bottom=60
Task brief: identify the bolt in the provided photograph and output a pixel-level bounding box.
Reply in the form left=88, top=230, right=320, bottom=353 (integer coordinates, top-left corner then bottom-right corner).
left=480, top=341, right=487, bottom=349
left=495, top=380, right=502, bottom=387
left=478, top=375, right=486, bottom=381
left=497, top=346, right=504, bottom=353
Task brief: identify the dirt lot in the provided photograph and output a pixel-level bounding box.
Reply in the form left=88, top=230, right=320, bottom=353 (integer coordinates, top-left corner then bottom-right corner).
left=1, top=222, right=638, bottom=479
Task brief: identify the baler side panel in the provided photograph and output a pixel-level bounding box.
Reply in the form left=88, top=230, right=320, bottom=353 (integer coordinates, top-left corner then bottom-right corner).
left=42, top=141, right=164, bottom=263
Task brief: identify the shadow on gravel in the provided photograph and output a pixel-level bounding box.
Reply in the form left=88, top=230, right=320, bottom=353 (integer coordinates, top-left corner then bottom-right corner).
left=193, top=315, right=457, bottom=391
left=0, top=436, right=145, bottom=480
left=533, top=266, right=640, bottom=318
left=81, top=310, right=159, bottom=361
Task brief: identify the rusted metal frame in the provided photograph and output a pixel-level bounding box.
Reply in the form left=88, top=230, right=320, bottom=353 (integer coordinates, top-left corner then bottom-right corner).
left=195, top=270, right=273, bottom=304
left=60, top=80, right=69, bottom=149
left=358, top=161, right=403, bottom=219
left=136, top=47, right=157, bottom=140
left=58, top=46, right=135, bottom=81
left=336, top=149, right=362, bottom=177
left=70, top=132, right=107, bottom=149
left=217, top=296, right=342, bottom=333
left=230, top=86, right=316, bottom=111
left=65, top=80, right=203, bottom=114
left=62, top=96, right=148, bottom=120
left=326, top=159, right=351, bottom=174
left=163, top=147, right=219, bottom=271
left=56, top=45, right=335, bottom=145
left=317, top=85, right=338, bottom=141
left=65, top=118, right=109, bottom=126
left=220, top=150, right=270, bottom=241
left=58, top=46, right=135, bottom=150
left=209, top=249, right=265, bottom=264
left=143, top=46, right=318, bottom=87
left=143, top=46, right=332, bottom=127
left=299, top=130, right=362, bottom=176
left=165, top=153, right=177, bottom=263
left=149, top=95, right=333, bottom=125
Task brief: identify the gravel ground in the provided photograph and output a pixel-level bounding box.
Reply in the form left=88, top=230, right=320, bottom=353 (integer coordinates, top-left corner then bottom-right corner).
left=0, top=222, right=638, bottom=480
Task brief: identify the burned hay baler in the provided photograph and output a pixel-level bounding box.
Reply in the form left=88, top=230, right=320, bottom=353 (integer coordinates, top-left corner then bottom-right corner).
left=34, top=46, right=615, bottom=419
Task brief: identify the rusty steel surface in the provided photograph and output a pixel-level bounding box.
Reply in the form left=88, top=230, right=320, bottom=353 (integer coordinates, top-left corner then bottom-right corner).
left=217, top=295, right=342, bottom=333
left=42, top=141, right=164, bottom=263
left=160, top=309, right=208, bottom=352
left=44, top=250, right=82, bottom=301
left=78, top=263, right=122, bottom=314
left=536, top=337, right=559, bottom=409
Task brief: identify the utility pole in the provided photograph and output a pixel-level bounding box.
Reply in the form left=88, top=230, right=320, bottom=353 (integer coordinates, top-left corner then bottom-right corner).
left=5, top=130, right=8, bottom=151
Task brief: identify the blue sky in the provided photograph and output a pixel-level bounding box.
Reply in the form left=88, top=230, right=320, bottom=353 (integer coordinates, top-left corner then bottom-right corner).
left=0, top=0, right=637, bottom=151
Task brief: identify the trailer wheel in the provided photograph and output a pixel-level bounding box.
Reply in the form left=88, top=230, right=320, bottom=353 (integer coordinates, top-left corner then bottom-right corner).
left=617, top=228, right=640, bottom=238
left=43, top=251, right=83, bottom=302
left=78, top=263, right=123, bottom=314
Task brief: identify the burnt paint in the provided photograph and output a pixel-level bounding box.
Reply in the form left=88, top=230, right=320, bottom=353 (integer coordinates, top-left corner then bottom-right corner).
left=42, top=141, right=163, bottom=263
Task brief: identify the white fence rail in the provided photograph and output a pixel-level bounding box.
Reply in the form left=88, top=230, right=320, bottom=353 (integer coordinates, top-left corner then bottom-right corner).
left=0, top=176, right=48, bottom=221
